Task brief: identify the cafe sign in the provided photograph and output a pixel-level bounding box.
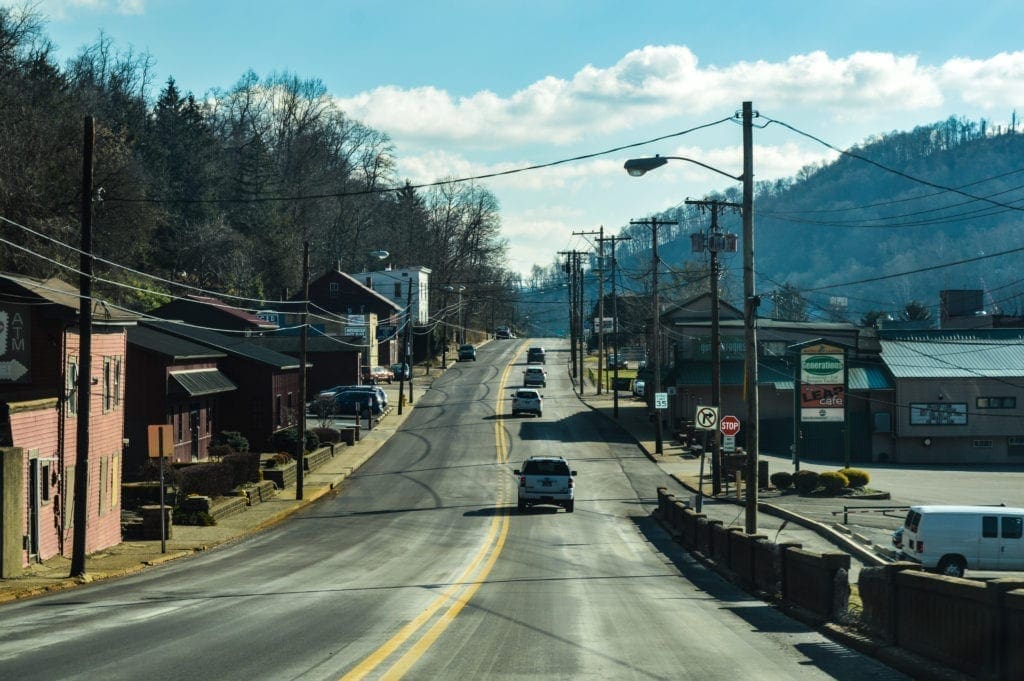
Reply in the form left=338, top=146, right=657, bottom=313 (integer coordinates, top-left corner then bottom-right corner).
left=800, top=343, right=845, bottom=422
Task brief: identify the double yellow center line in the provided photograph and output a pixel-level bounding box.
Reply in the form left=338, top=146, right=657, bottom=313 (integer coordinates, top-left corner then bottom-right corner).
left=340, top=355, right=519, bottom=680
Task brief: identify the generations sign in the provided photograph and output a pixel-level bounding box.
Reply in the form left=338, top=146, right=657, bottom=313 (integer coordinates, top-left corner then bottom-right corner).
left=800, top=343, right=845, bottom=422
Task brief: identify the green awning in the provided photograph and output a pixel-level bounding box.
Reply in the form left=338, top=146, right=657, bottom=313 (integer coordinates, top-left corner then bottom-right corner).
left=169, top=370, right=237, bottom=397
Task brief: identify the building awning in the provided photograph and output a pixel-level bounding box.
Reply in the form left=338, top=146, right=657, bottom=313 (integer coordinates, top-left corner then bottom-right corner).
left=169, top=369, right=237, bottom=397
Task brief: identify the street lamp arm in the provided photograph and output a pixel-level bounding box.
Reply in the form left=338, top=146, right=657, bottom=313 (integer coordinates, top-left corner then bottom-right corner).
left=624, top=154, right=742, bottom=182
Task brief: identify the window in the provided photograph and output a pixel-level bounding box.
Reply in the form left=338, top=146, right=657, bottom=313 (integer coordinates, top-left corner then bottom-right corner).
left=276, top=394, right=283, bottom=426
left=394, top=282, right=402, bottom=297
left=329, top=282, right=339, bottom=298
left=40, top=461, right=52, bottom=504
left=66, top=358, right=79, bottom=416
left=114, top=356, right=122, bottom=407
left=177, top=406, right=183, bottom=442
left=1003, top=516, right=1023, bottom=539
left=206, top=399, right=213, bottom=434
left=977, top=396, right=1016, bottom=409
left=103, top=357, right=113, bottom=412
left=973, top=439, right=994, bottom=448
left=983, top=516, right=998, bottom=538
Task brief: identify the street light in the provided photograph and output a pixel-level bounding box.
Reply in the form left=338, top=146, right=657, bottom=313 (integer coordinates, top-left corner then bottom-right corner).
left=623, top=101, right=759, bottom=533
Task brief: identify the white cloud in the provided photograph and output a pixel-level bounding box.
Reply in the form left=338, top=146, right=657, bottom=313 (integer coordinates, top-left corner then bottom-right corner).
left=334, top=46, right=1024, bottom=153
left=27, top=0, right=144, bottom=20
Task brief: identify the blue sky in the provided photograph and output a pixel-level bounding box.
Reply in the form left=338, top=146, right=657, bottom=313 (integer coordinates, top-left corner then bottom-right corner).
left=17, top=0, right=1024, bottom=277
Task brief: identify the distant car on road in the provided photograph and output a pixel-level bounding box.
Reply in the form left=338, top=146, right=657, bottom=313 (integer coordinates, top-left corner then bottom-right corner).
left=511, top=388, right=543, bottom=417
left=514, top=455, right=577, bottom=513
left=606, top=354, right=627, bottom=369
left=523, top=366, right=547, bottom=388
left=458, top=344, right=477, bottom=361
left=391, top=362, right=410, bottom=380
left=527, top=346, right=546, bottom=364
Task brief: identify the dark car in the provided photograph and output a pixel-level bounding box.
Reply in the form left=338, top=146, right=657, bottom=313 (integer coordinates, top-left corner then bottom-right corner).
left=458, top=344, right=477, bottom=361
left=527, top=346, right=546, bottom=364
left=391, top=362, right=411, bottom=380
left=331, top=390, right=383, bottom=416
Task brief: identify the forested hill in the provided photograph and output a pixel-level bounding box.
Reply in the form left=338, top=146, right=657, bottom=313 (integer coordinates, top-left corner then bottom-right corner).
left=623, top=118, right=1024, bottom=322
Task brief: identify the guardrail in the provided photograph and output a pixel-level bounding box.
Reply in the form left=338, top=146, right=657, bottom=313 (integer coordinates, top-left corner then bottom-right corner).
left=830, top=505, right=909, bottom=525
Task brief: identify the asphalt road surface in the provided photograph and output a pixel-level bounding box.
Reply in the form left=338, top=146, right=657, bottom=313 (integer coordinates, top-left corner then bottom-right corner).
left=0, top=339, right=907, bottom=680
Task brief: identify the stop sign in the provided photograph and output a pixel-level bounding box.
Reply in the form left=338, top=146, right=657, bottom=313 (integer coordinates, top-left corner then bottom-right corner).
left=720, top=415, right=741, bottom=436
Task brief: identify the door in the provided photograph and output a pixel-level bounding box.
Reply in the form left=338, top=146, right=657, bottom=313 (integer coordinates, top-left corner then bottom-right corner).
left=999, top=515, right=1024, bottom=569
left=979, top=515, right=1002, bottom=569
left=189, top=404, right=200, bottom=462
left=27, top=458, right=40, bottom=561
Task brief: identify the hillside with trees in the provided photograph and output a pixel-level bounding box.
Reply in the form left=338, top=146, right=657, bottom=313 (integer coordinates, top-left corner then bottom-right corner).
left=0, top=6, right=518, bottom=329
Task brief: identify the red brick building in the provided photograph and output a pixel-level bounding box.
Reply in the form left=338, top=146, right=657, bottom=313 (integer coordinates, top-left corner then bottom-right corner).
left=0, top=274, right=135, bottom=573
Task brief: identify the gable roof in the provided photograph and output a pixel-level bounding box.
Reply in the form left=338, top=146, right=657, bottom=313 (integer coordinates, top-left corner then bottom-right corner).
left=150, top=294, right=277, bottom=330
left=304, top=269, right=402, bottom=312
left=142, top=320, right=300, bottom=370
left=0, top=273, right=139, bottom=324
left=127, top=325, right=226, bottom=360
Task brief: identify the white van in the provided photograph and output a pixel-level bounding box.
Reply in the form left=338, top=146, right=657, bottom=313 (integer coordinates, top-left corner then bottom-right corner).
left=899, top=505, right=1024, bottom=578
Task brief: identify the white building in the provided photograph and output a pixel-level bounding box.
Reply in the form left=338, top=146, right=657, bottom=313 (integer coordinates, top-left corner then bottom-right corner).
left=353, top=266, right=432, bottom=325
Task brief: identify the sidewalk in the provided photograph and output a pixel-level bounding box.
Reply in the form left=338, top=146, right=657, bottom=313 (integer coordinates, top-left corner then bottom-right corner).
left=0, top=377, right=424, bottom=605
left=574, top=385, right=902, bottom=575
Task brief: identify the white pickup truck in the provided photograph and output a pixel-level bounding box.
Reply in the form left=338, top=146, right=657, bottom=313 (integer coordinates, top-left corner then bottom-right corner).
left=514, top=456, right=577, bottom=512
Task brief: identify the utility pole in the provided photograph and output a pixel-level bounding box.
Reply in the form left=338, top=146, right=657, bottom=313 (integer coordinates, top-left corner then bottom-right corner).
left=606, top=235, right=631, bottom=418
left=742, top=101, right=760, bottom=533
left=686, top=199, right=739, bottom=496
left=559, top=250, right=588, bottom=386
left=398, top=277, right=413, bottom=414
left=71, top=116, right=94, bottom=578
left=296, top=241, right=309, bottom=500
left=573, top=228, right=604, bottom=394
left=558, top=252, right=576, bottom=380
left=630, top=217, right=677, bottom=454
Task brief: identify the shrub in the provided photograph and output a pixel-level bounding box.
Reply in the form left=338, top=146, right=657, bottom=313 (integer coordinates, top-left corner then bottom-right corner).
left=177, top=462, right=235, bottom=497
left=270, top=428, right=320, bottom=454
left=173, top=508, right=216, bottom=526
left=313, top=427, right=341, bottom=444
left=793, top=469, right=820, bottom=495
left=839, top=467, right=870, bottom=488
left=208, top=443, right=233, bottom=459
left=267, top=452, right=293, bottom=467
left=211, top=430, right=249, bottom=453
left=223, top=452, right=261, bottom=486
left=819, top=470, right=849, bottom=495
left=769, top=471, right=793, bottom=490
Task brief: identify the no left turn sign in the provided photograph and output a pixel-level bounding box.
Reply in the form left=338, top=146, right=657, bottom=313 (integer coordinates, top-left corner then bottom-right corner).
left=695, top=405, right=719, bottom=430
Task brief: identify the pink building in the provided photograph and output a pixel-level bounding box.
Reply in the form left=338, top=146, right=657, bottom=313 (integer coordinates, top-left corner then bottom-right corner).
left=0, top=275, right=136, bottom=574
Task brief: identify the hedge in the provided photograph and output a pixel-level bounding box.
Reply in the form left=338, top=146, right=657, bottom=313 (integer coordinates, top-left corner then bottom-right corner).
left=177, top=462, right=235, bottom=498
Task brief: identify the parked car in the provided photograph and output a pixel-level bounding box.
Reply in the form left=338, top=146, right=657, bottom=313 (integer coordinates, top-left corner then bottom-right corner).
left=511, top=388, right=543, bottom=417
left=606, top=353, right=627, bottom=369
left=330, top=390, right=384, bottom=416
left=527, top=346, right=546, bottom=364
left=391, top=362, right=411, bottom=380
left=523, top=366, right=547, bottom=388
left=458, top=344, right=477, bottom=361
left=514, top=455, right=577, bottom=513
left=899, top=505, right=1024, bottom=577
left=633, top=379, right=646, bottom=397
left=361, top=365, right=394, bottom=384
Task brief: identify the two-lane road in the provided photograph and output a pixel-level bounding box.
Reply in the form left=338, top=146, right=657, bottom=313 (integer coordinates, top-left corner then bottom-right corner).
left=0, top=339, right=906, bottom=680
